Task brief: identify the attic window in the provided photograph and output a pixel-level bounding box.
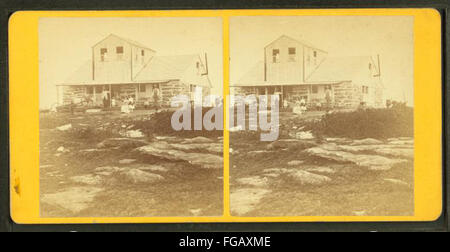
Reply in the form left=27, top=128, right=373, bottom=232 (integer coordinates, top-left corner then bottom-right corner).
left=100, top=48, right=107, bottom=61
left=362, top=86, right=369, bottom=94
left=272, top=49, right=280, bottom=63
left=288, top=47, right=296, bottom=62
left=116, top=46, right=123, bottom=60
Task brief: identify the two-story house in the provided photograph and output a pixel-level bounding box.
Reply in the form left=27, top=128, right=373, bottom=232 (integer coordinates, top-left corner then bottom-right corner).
left=231, top=35, right=384, bottom=109
left=56, top=34, right=212, bottom=107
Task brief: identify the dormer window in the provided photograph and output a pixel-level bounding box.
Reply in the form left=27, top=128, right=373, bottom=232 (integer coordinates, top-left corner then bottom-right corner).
left=100, top=48, right=107, bottom=61
left=288, top=47, right=296, bottom=62
left=272, top=49, right=280, bottom=63
left=116, top=46, right=123, bottom=59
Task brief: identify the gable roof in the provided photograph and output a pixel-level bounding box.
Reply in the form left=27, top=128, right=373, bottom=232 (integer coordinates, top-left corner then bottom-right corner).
left=265, top=35, right=327, bottom=53
left=92, top=34, right=156, bottom=52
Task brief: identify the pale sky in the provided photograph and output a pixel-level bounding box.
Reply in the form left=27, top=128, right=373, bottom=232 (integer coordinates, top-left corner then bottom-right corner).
left=230, top=16, right=414, bottom=106
left=39, top=17, right=223, bottom=109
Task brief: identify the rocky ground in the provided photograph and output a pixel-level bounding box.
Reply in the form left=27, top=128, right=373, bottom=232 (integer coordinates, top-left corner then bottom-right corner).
left=39, top=110, right=223, bottom=217
left=230, top=111, right=414, bottom=217
left=40, top=109, right=414, bottom=218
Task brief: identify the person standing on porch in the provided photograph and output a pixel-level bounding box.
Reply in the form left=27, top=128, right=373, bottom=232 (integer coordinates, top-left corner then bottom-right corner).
left=153, top=87, right=161, bottom=112
left=102, top=89, right=109, bottom=108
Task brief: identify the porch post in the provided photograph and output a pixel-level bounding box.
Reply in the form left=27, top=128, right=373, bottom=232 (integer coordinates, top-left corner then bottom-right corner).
left=109, top=84, right=112, bottom=108
left=135, top=84, right=139, bottom=102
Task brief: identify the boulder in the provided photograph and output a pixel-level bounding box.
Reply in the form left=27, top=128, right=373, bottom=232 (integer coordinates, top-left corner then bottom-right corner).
left=118, top=159, right=136, bottom=164
left=236, top=176, right=269, bottom=187
left=170, top=142, right=223, bottom=155
left=70, top=174, right=103, bottom=185
left=120, top=169, right=164, bottom=184
left=351, top=138, right=383, bottom=145
left=230, top=188, right=271, bottom=216
left=182, top=136, right=214, bottom=144
left=304, top=147, right=407, bottom=170
left=374, top=148, right=414, bottom=159
left=123, top=130, right=144, bottom=138
left=384, top=178, right=409, bottom=186
left=287, top=160, right=304, bottom=166
left=137, top=142, right=223, bottom=169
left=138, top=165, right=168, bottom=172
left=56, top=124, right=72, bottom=131
left=305, top=166, right=336, bottom=174
left=97, top=138, right=148, bottom=149
left=41, top=186, right=104, bottom=213
left=288, top=170, right=331, bottom=185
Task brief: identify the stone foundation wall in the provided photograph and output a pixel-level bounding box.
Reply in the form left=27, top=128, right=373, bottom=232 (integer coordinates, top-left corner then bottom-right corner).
left=333, top=81, right=361, bottom=108
left=160, top=80, right=189, bottom=105
left=61, top=86, right=86, bottom=105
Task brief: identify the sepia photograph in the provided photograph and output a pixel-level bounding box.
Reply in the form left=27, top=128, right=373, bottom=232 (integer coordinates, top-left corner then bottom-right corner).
left=229, top=16, right=414, bottom=216
left=38, top=17, right=224, bottom=217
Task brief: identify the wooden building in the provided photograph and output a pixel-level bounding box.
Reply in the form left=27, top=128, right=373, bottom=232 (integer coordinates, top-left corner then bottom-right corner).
left=57, top=34, right=212, bottom=107
left=231, top=35, right=384, bottom=109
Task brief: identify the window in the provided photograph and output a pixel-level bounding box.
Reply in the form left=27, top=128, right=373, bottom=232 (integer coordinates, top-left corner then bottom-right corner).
left=362, top=86, right=369, bottom=94
left=312, top=86, right=318, bottom=94
left=313, top=51, right=317, bottom=57
left=139, top=84, right=146, bottom=92
left=369, top=63, right=372, bottom=70
left=86, top=87, right=93, bottom=94
left=141, top=50, right=145, bottom=56
left=95, top=86, right=102, bottom=93
left=100, top=48, right=107, bottom=61
left=272, top=49, right=280, bottom=63
left=288, top=47, right=296, bottom=62
left=116, top=46, right=123, bottom=59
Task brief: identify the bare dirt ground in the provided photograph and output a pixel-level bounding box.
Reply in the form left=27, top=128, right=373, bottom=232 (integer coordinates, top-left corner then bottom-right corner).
left=230, top=111, right=414, bottom=217
left=39, top=109, right=223, bottom=217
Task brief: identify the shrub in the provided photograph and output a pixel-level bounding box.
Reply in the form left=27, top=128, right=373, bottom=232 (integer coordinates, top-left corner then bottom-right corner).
left=133, top=108, right=223, bottom=138
left=307, top=104, right=413, bottom=139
